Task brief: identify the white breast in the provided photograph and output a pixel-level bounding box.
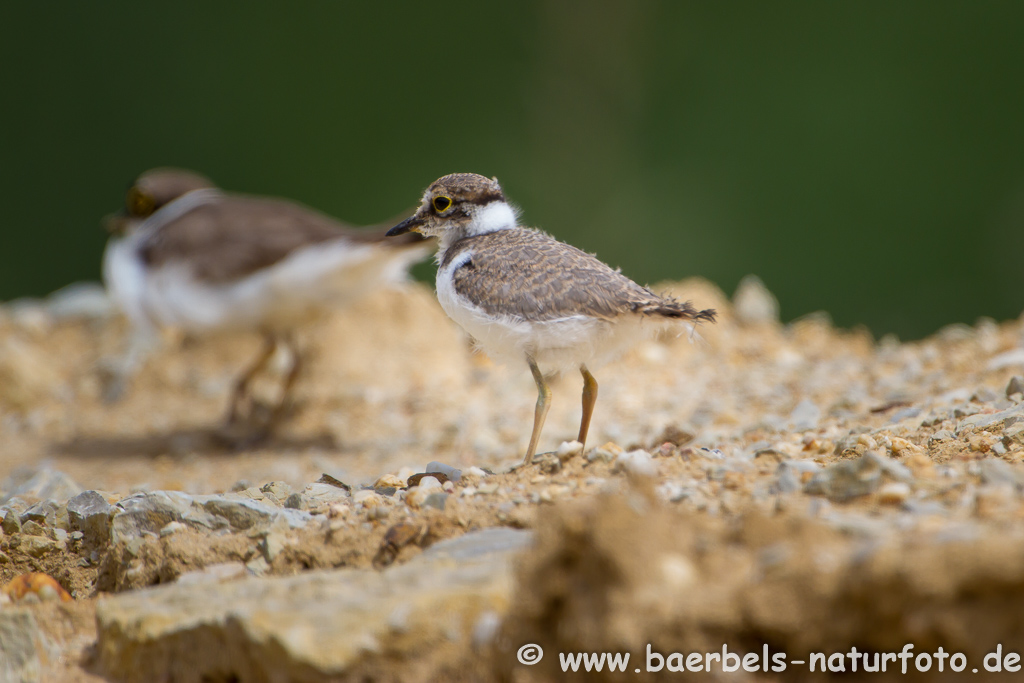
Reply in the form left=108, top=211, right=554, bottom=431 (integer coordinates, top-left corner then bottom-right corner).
left=434, top=248, right=654, bottom=374
left=104, top=235, right=430, bottom=335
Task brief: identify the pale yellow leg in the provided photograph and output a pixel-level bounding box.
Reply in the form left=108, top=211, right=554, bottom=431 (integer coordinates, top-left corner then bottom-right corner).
left=524, top=355, right=552, bottom=465
left=578, top=364, right=598, bottom=451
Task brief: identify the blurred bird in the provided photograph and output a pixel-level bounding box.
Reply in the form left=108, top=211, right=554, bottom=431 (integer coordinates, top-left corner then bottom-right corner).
left=103, top=168, right=432, bottom=436
left=388, top=173, right=716, bottom=465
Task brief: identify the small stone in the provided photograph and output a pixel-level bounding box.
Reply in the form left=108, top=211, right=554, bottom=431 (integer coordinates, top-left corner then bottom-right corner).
left=788, top=399, right=821, bottom=432
left=404, top=487, right=431, bottom=509
left=556, top=441, right=584, bottom=460
left=804, top=451, right=912, bottom=502
left=422, top=492, right=449, bottom=511
left=21, top=520, right=48, bottom=537
left=614, top=450, right=657, bottom=477
left=733, top=274, right=779, bottom=325
left=1, top=508, right=22, bottom=535
left=587, top=442, right=623, bottom=463
left=425, top=462, right=462, bottom=483
left=972, top=387, right=999, bottom=403
left=284, top=493, right=309, bottom=510
left=373, top=474, right=405, bottom=490
left=978, top=457, right=1023, bottom=486
left=315, top=474, right=351, bottom=492
left=160, top=521, right=187, bottom=538
left=877, top=482, right=911, bottom=505
left=18, top=535, right=59, bottom=557
left=1, top=468, right=82, bottom=505
left=406, top=472, right=449, bottom=488
left=259, top=481, right=293, bottom=504
left=1005, top=424, right=1024, bottom=447
left=476, top=482, right=499, bottom=495
left=67, top=490, right=116, bottom=547
left=1007, top=375, right=1024, bottom=400
left=415, top=476, right=442, bottom=491
left=353, top=490, right=385, bottom=507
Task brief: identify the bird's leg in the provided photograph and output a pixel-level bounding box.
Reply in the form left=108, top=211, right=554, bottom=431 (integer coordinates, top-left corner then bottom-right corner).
left=578, top=364, right=599, bottom=452
left=268, top=331, right=303, bottom=427
left=524, top=355, right=552, bottom=465
left=226, top=333, right=277, bottom=425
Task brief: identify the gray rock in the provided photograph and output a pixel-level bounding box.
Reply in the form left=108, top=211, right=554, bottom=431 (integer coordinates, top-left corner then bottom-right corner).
left=17, top=535, right=61, bottom=557
left=95, top=528, right=532, bottom=683
left=110, top=491, right=313, bottom=545
left=804, top=451, right=912, bottom=502
left=774, top=460, right=821, bottom=494
left=1006, top=423, right=1024, bottom=447
left=296, top=483, right=350, bottom=508
left=422, top=492, right=449, bottom=510
left=956, top=403, right=1024, bottom=433
left=0, top=609, right=60, bottom=683
left=20, top=501, right=61, bottom=529
left=425, top=461, right=463, bottom=483
left=1008, top=375, right=1024, bottom=399
left=20, top=520, right=49, bottom=538
left=0, top=508, right=22, bottom=535
left=788, top=399, right=821, bottom=431
left=67, top=491, right=116, bottom=547
left=0, top=468, right=82, bottom=505
left=978, top=457, right=1023, bottom=487
left=259, top=481, right=293, bottom=505
left=971, top=387, right=999, bottom=403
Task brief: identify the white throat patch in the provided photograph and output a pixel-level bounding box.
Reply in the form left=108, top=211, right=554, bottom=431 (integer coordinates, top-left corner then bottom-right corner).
left=468, top=201, right=517, bottom=236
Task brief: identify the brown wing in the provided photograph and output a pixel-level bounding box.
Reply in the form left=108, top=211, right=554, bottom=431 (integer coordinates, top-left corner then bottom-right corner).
left=139, top=195, right=426, bottom=283
left=447, top=228, right=714, bottom=323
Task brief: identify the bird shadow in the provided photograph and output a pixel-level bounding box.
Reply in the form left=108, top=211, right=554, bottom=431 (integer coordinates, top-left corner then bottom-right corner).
left=52, top=425, right=337, bottom=460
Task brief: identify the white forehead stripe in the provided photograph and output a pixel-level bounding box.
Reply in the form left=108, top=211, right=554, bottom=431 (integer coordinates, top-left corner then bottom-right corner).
left=469, top=201, right=517, bottom=235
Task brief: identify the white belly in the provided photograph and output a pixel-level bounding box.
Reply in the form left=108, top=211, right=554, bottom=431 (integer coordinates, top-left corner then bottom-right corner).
left=104, top=235, right=429, bottom=335
left=435, top=253, right=655, bottom=374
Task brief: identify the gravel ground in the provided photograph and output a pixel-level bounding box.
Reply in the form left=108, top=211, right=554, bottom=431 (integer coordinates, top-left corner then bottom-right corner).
left=1, top=277, right=1023, bottom=681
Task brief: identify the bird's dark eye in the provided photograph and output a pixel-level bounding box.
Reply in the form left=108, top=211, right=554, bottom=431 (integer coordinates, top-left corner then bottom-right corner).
left=432, top=195, right=452, bottom=212
left=126, top=187, right=156, bottom=217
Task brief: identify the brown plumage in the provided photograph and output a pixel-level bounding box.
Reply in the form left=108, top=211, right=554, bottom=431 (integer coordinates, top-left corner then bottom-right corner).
left=388, top=171, right=717, bottom=466
left=442, top=227, right=716, bottom=324
left=138, top=195, right=423, bottom=283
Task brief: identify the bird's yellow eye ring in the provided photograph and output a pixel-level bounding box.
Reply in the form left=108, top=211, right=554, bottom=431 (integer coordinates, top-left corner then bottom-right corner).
left=432, top=195, right=452, bottom=212
left=126, top=187, right=156, bottom=217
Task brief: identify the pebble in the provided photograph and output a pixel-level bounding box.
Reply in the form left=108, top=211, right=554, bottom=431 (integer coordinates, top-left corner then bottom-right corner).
left=733, top=274, right=780, bottom=325
left=425, top=462, right=462, bottom=483
left=556, top=441, right=584, bottom=459
left=614, top=450, right=657, bottom=477
left=373, top=474, right=405, bottom=490
left=1007, top=375, right=1024, bottom=400
left=804, top=451, right=912, bottom=502
left=67, top=490, right=116, bottom=547
left=0, top=468, right=82, bottom=506
left=788, top=399, right=821, bottom=431
left=353, top=490, right=385, bottom=507
left=877, top=482, right=911, bottom=505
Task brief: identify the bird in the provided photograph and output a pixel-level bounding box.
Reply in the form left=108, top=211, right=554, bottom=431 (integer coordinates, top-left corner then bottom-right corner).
left=387, top=173, right=716, bottom=465
left=102, top=167, right=432, bottom=436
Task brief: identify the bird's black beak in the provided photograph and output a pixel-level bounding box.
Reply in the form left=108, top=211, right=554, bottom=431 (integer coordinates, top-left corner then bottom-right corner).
left=386, top=214, right=424, bottom=237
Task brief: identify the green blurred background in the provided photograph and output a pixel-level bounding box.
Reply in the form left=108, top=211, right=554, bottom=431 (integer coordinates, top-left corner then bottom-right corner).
left=2, top=2, right=1022, bottom=339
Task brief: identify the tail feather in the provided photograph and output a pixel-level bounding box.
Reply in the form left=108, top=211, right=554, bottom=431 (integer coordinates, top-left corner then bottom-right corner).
left=637, top=297, right=717, bottom=324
